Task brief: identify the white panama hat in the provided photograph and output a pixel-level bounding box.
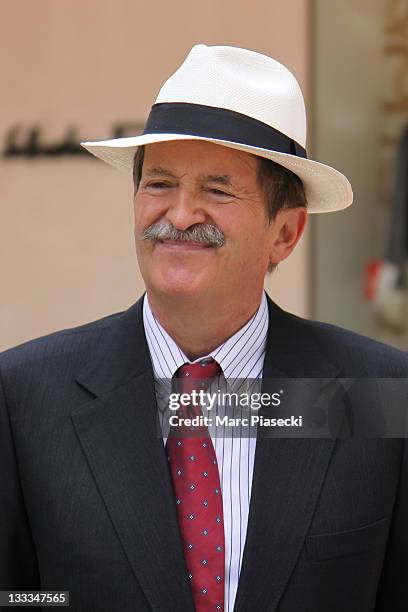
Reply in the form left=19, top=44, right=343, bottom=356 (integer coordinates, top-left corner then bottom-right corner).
left=81, top=44, right=352, bottom=213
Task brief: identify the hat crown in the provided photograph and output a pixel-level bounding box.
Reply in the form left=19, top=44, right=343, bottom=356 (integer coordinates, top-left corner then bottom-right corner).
left=156, top=44, right=307, bottom=148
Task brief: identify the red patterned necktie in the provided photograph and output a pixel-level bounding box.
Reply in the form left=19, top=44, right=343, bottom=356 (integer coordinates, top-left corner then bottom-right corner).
left=166, top=360, right=225, bottom=612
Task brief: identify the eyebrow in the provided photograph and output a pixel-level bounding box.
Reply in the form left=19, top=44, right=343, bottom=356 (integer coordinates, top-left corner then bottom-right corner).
left=144, top=167, right=177, bottom=179
left=202, top=174, right=233, bottom=187
left=144, top=167, right=234, bottom=187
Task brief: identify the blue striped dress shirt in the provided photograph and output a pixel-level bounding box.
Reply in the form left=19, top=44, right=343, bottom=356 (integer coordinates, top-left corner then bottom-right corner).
left=143, top=291, right=269, bottom=612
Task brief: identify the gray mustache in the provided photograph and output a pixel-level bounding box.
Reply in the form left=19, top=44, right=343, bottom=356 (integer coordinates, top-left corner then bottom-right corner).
left=141, top=222, right=225, bottom=247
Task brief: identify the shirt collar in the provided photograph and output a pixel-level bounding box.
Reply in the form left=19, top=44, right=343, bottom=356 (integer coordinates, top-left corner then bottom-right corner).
left=143, top=291, right=269, bottom=379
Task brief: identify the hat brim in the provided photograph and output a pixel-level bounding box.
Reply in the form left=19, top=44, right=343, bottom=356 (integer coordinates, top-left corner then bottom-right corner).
left=81, top=133, right=352, bottom=214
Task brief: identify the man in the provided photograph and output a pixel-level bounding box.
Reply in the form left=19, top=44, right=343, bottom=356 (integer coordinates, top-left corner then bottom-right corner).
left=0, top=44, right=407, bottom=611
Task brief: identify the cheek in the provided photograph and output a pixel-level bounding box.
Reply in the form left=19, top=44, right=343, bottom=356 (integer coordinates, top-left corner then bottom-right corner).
left=133, top=200, right=154, bottom=260
left=133, top=195, right=167, bottom=232
left=133, top=197, right=144, bottom=230
left=239, top=226, right=273, bottom=268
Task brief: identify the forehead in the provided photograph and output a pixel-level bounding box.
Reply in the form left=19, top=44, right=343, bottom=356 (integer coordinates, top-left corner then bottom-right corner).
left=142, top=140, right=260, bottom=182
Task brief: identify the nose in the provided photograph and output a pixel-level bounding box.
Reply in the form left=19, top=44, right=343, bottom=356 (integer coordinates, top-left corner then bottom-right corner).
left=165, top=188, right=206, bottom=230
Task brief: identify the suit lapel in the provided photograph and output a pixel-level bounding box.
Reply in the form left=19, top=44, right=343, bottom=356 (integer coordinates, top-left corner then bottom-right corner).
left=72, top=297, right=195, bottom=612
left=233, top=296, right=340, bottom=611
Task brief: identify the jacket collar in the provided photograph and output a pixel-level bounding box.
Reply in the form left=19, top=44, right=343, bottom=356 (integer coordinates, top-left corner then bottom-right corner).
left=76, top=292, right=340, bottom=397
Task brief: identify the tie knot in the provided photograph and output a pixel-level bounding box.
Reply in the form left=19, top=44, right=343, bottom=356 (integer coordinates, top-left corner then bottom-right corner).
left=175, top=360, right=221, bottom=394
left=177, top=359, right=221, bottom=380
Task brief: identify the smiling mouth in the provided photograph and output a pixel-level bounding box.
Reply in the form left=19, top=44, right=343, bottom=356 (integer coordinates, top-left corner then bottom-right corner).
left=158, top=240, right=214, bottom=250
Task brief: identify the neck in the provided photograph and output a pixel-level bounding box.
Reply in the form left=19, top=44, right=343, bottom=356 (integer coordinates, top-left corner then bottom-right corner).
left=146, top=290, right=264, bottom=361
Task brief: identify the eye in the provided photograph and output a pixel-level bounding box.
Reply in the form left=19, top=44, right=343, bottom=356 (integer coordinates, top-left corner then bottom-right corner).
left=208, top=188, right=231, bottom=197
left=147, top=181, right=170, bottom=189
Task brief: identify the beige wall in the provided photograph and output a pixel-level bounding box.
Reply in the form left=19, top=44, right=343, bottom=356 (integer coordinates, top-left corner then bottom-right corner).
left=0, top=0, right=311, bottom=351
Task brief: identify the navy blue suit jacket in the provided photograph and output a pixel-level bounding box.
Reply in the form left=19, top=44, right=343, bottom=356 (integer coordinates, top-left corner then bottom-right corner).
left=0, top=294, right=407, bottom=611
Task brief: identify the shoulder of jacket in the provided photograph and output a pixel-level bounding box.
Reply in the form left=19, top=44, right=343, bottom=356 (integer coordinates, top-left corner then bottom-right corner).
left=283, top=310, right=408, bottom=376
left=0, top=309, right=125, bottom=373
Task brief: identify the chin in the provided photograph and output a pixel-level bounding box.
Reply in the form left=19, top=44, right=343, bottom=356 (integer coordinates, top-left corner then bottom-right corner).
left=149, top=267, right=211, bottom=298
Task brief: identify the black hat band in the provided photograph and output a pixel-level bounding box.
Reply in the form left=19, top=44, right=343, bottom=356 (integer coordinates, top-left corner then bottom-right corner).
left=143, top=102, right=307, bottom=159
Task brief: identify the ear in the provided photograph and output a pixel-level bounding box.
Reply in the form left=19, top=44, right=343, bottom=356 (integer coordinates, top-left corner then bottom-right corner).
left=268, top=207, right=307, bottom=265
